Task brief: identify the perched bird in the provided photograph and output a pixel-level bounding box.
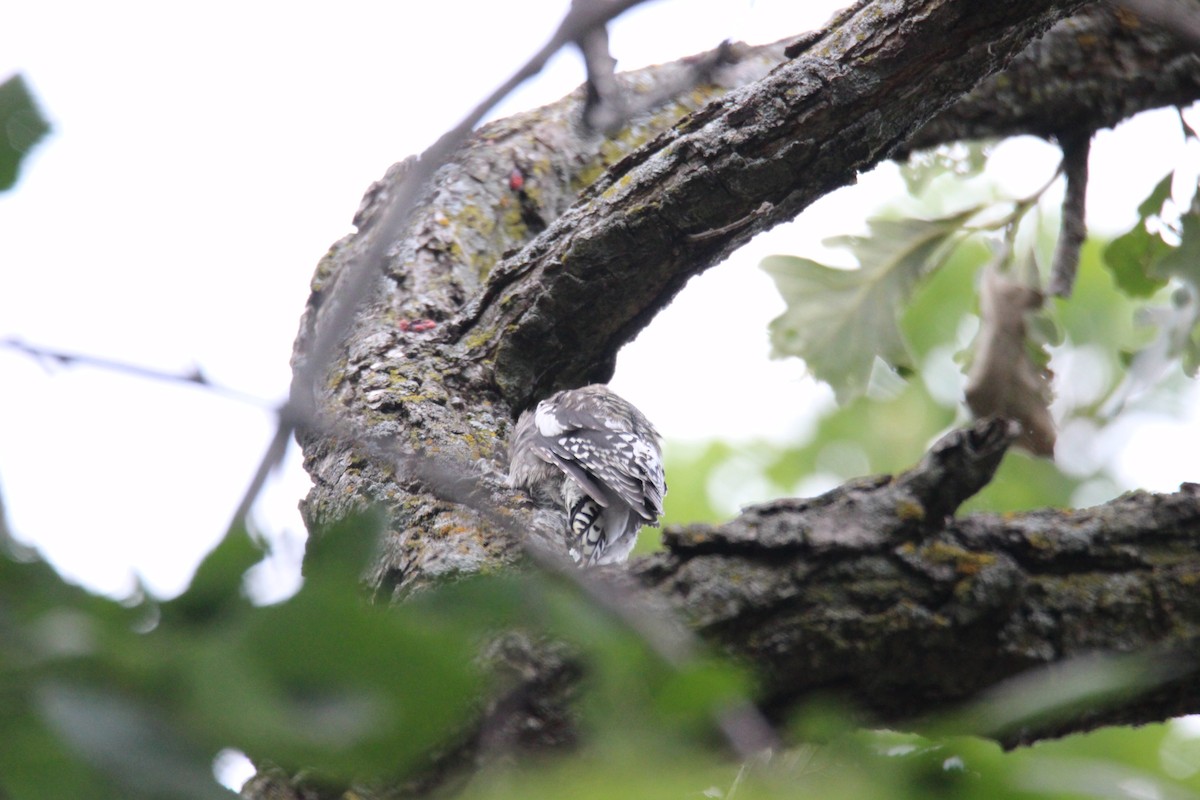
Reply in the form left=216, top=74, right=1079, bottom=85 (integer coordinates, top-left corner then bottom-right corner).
left=508, top=384, right=666, bottom=566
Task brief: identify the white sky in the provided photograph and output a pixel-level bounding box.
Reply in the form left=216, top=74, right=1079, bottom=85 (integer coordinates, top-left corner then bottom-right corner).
left=1, top=1, right=1197, bottom=600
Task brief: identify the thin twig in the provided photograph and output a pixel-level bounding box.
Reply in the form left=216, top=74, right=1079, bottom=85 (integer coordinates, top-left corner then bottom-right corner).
left=961, top=160, right=1065, bottom=236
left=0, top=337, right=274, bottom=408
left=687, top=202, right=774, bottom=242
left=297, top=0, right=652, bottom=385
left=291, top=0, right=655, bottom=413
left=228, top=410, right=296, bottom=534
left=577, top=17, right=624, bottom=132
left=1048, top=131, right=1091, bottom=297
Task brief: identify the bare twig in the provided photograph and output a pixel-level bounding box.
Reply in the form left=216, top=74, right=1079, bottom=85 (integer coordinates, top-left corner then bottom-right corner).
left=1047, top=131, right=1091, bottom=297
left=687, top=201, right=774, bottom=242
left=228, top=409, right=296, bottom=534
left=577, top=16, right=624, bottom=132
left=574, top=0, right=741, bottom=134
left=0, top=337, right=273, bottom=408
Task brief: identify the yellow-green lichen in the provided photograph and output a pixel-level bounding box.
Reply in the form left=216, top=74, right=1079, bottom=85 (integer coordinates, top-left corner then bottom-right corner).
left=895, top=499, right=926, bottom=523
left=599, top=171, right=638, bottom=201
left=324, top=359, right=349, bottom=392
left=451, top=203, right=497, bottom=238
left=462, top=326, right=497, bottom=351
left=1025, top=532, right=1055, bottom=551
left=498, top=205, right=528, bottom=241
left=572, top=162, right=609, bottom=193
left=1177, top=570, right=1200, bottom=586
left=921, top=541, right=998, bottom=577
left=455, top=430, right=497, bottom=460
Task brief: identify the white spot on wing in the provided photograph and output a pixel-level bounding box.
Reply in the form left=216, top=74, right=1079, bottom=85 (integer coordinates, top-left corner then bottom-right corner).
left=535, top=402, right=568, bottom=436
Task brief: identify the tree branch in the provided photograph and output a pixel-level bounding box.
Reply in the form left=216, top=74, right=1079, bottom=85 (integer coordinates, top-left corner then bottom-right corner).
left=411, top=424, right=1200, bottom=755
left=1048, top=131, right=1091, bottom=297
left=310, top=421, right=1200, bottom=796
left=636, top=469, right=1200, bottom=745
left=900, top=3, right=1200, bottom=154
left=0, top=337, right=272, bottom=407
left=462, top=0, right=1094, bottom=409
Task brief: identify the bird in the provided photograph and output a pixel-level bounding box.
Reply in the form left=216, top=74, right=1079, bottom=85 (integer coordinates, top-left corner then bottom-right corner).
left=508, top=384, right=666, bottom=566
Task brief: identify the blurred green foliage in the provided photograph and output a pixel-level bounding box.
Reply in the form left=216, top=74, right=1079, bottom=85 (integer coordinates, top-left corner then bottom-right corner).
left=0, top=74, right=50, bottom=192
left=6, top=510, right=1200, bottom=799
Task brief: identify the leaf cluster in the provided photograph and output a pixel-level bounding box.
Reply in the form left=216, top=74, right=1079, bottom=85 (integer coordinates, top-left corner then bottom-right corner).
left=0, top=509, right=754, bottom=798
left=8, top=509, right=1200, bottom=799
left=762, top=138, right=1200, bottom=462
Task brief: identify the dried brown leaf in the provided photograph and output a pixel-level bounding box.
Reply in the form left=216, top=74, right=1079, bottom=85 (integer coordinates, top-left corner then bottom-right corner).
left=964, top=262, right=1056, bottom=457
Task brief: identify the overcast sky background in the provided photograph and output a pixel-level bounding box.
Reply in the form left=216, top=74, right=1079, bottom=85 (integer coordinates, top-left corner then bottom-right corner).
left=1, top=1, right=1197, bottom=602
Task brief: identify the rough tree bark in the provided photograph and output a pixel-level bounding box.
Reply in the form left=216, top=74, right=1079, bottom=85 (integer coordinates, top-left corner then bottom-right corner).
left=280, top=0, right=1200, bottom=792
left=637, top=422, right=1200, bottom=746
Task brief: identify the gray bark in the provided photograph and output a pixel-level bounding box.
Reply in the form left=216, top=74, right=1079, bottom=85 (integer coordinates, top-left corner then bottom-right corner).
left=636, top=424, right=1200, bottom=746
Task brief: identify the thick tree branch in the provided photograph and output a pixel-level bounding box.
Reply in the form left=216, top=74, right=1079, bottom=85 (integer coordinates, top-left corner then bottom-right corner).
left=636, top=470, right=1200, bottom=745
left=417, top=424, right=1200, bottom=755
left=293, top=0, right=1200, bottom=614
left=317, top=422, right=1200, bottom=798
left=1112, top=0, right=1200, bottom=51
left=449, top=1, right=1200, bottom=410
left=901, top=2, right=1200, bottom=153
left=462, top=0, right=1094, bottom=409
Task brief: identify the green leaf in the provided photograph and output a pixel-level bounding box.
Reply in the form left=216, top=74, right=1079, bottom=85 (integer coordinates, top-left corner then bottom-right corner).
left=301, top=506, right=384, bottom=585
left=193, top=606, right=479, bottom=779
left=0, top=703, right=127, bottom=800
left=763, top=209, right=979, bottom=402
left=650, top=657, right=749, bottom=731
left=1103, top=226, right=1172, bottom=297
left=0, top=74, right=51, bottom=192
left=1103, top=172, right=1174, bottom=297
left=1137, top=171, right=1175, bottom=219
left=1155, top=204, right=1200, bottom=286
left=1106, top=202, right=1200, bottom=391
left=173, top=566, right=488, bottom=780
left=159, top=522, right=261, bottom=626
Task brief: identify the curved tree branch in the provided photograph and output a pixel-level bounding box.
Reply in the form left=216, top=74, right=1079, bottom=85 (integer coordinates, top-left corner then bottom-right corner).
left=902, top=2, right=1200, bottom=154
left=463, top=0, right=1100, bottom=408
